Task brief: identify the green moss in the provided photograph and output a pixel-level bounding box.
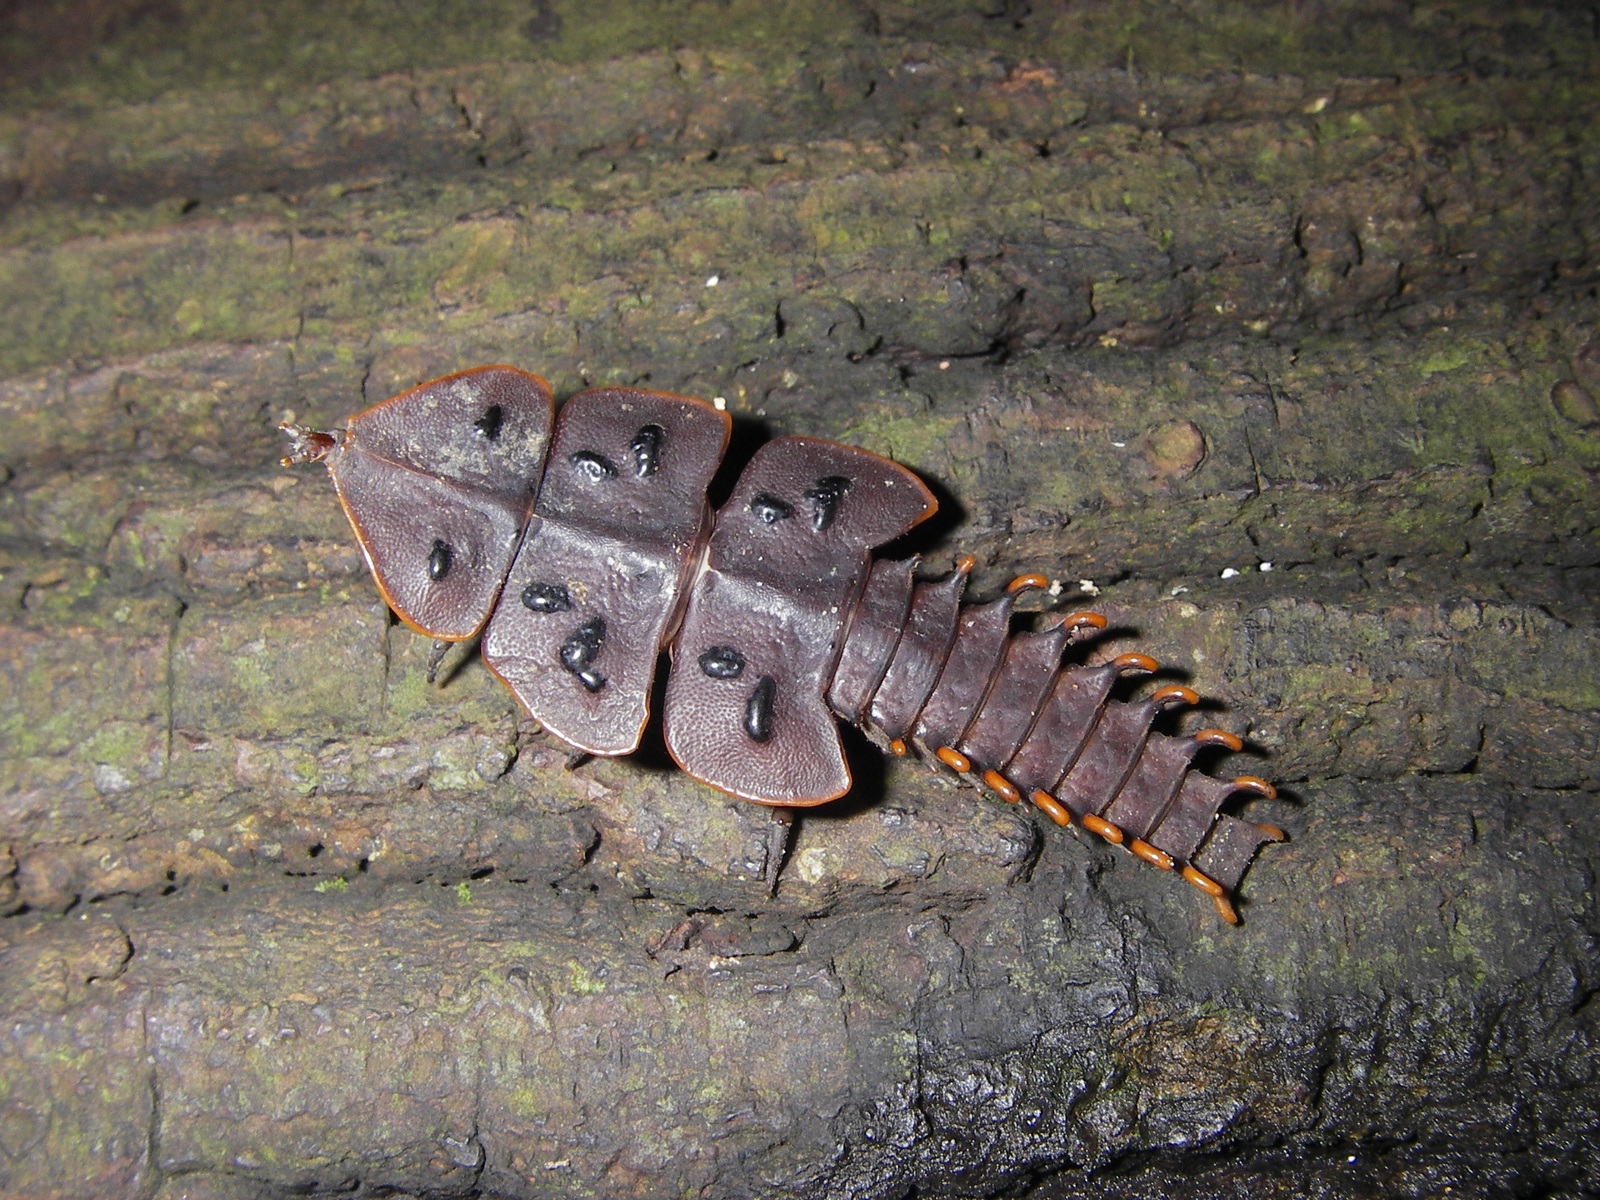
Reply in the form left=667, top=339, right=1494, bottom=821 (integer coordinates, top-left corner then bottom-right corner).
left=506, top=1083, right=548, bottom=1120
left=291, top=755, right=320, bottom=795
left=45, top=1046, right=94, bottom=1069
left=427, top=738, right=487, bottom=792
left=82, top=721, right=149, bottom=768
left=1090, top=276, right=1176, bottom=327
left=0, top=65, right=1592, bottom=397
left=3, top=1, right=1592, bottom=114
left=385, top=668, right=435, bottom=723
left=0, top=227, right=299, bottom=377
left=1462, top=607, right=1600, bottom=711
left=1419, top=345, right=1474, bottom=376
left=839, top=413, right=966, bottom=481
left=566, top=961, right=605, bottom=995
left=313, top=877, right=348, bottom=893
left=173, top=600, right=385, bottom=739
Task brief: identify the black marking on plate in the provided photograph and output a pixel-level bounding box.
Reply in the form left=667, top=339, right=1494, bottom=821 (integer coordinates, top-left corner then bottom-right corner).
left=749, top=493, right=794, bottom=524
left=521, top=581, right=573, bottom=613
left=559, top=617, right=608, bottom=693
left=570, top=450, right=618, bottom=481
left=803, top=475, right=852, bottom=532
left=698, top=645, right=746, bottom=679
left=744, top=676, right=777, bottom=743
left=631, top=424, right=665, bottom=478
left=474, top=404, right=504, bottom=441
left=428, top=539, right=453, bottom=582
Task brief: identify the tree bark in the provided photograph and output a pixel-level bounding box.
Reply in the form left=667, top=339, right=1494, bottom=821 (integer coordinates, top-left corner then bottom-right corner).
left=1, top=3, right=1597, bottom=1198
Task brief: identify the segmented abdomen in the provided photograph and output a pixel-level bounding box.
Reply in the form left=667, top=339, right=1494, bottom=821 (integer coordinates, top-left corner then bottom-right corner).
left=829, top=559, right=1283, bottom=924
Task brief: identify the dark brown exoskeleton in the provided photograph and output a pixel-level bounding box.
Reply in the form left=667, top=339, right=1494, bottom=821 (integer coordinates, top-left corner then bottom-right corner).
left=281, top=366, right=1284, bottom=922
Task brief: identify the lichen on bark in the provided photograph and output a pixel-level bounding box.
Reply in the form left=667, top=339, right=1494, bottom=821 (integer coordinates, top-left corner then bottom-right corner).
left=1, top=3, right=1598, bottom=1198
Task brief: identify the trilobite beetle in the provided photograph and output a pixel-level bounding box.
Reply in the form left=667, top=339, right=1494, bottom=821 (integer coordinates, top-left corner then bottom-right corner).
left=281, top=366, right=1284, bottom=921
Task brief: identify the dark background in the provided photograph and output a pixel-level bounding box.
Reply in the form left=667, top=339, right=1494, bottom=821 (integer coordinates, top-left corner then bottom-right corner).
left=0, top=3, right=1596, bottom=1197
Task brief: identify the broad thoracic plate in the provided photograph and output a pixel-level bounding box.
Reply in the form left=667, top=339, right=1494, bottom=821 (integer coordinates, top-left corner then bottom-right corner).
left=328, top=367, right=554, bottom=640
left=482, top=387, right=729, bottom=755
left=665, top=437, right=935, bottom=804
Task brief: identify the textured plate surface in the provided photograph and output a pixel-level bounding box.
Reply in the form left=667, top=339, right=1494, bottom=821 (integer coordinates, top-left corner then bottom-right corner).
left=482, top=388, right=728, bottom=754
left=666, top=438, right=935, bottom=804
left=331, top=367, right=554, bottom=639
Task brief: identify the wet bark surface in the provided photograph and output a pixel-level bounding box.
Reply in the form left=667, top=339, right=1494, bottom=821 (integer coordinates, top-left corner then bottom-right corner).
left=1, top=3, right=1597, bottom=1197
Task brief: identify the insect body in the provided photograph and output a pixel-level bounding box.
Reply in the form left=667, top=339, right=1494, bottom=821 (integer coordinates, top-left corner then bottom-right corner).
left=281, top=366, right=1284, bottom=922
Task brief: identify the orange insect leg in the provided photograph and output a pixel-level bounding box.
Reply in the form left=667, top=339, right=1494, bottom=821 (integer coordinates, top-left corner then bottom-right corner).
left=1234, top=776, right=1279, bottom=801
left=982, top=770, right=1021, bottom=803
left=1151, top=684, right=1199, bottom=708
left=1111, top=653, right=1159, bottom=675
left=1081, top=813, right=1124, bottom=844
left=1031, top=790, right=1072, bottom=827
left=1059, top=611, right=1108, bottom=632
left=1179, top=866, right=1239, bottom=924
left=1006, top=573, right=1051, bottom=595
left=1129, top=839, right=1175, bottom=870
left=935, top=746, right=972, bottom=774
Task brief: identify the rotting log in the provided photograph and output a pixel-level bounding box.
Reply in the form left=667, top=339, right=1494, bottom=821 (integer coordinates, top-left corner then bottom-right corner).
left=1, top=3, right=1598, bottom=1198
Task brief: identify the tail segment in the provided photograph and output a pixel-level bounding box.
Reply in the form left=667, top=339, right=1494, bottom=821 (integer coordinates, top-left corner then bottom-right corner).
left=830, top=561, right=1285, bottom=924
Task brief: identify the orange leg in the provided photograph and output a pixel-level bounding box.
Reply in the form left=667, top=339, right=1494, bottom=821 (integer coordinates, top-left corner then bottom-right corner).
left=1006, top=573, right=1051, bottom=595
left=1181, top=866, right=1239, bottom=924
left=1233, top=776, right=1279, bottom=801
left=1111, top=653, right=1159, bottom=675
left=1151, top=684, right=1199, bottom=709
left=1128, top=839, right=1175, bottom=870
left=1025, top=787, right=1253, bottom=924
left=982, top=769, right=1021, bottom=803
left=1081, top=813, right=1124, bottom=845
left=935, top=746, right=972, bottom=774
left=1031, top=790, right=1072, bottom=827
left=1058, top=611, right=1108, bottom=632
